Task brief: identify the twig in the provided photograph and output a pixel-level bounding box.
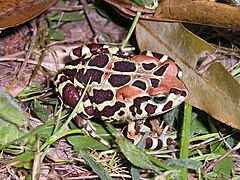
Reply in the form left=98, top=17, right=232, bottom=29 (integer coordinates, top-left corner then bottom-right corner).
left=16, top=21, right=37, bottom=80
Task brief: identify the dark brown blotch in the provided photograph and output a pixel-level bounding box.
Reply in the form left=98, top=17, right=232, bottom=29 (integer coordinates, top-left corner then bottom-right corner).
left=151, top=52, right=164, bottom=60
left=142, top=63, right=157, bottom=70
left=59, top=75, right=68, bottom=83
left=82, top=69, right=103, bottom=84
left=145, top=103, right=157, bottom=115
left=150, top=78, right=160, bottom=88
left=113, top=61, right=136, bottom=72
left=170, top=88, right=187, bottom=97
left=95, top=102, right=126, bottom=118
left=62, top=83, right=80, bottom=108
left=62, top=68, right=77, bottom=77
left=132, top=80, right=146, bottom=90
left=72, top=47, right=83, bottom=57
left=88, top=54, right=109, bottom=68
left=145, top=137, right=153, bottom=149
left=75, top=68, right=84, bottom=82
left=153, top=64, right=169, bottom=76
left=91, top=89, right=114, bottom=104
left=129, top=96, right=150, bottom=117
left=87, top=44, right=109, bottom=54
left=108, top=74, right=131, bottom=87
left=162, top=101, right=173, bottom=111
left=118, top=110, right=125, bottom=116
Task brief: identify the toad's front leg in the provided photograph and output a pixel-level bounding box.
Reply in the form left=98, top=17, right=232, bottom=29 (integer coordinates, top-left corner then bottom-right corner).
left=74, top=114, right=110, bottom=147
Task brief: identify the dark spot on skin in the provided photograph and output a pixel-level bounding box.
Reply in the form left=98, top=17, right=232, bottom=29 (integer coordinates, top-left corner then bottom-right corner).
left=114, top=50, right=131, bottom=58
left=145, top=104, right=157, bottom=115
left=132, top=80, right=146, bottom=90
left=91, top=89, right=114, bottom=104
left=74, top=114, right=84, bottom=127
left=153, top=64, right=169, bottom=76
left=118, top=110, right=125, bottom=116
left=95, top=102, right=126, bottom=118
left=62, top=68, right=77, bottom=77
left=108, top=75, right=131, bottom=87
left=134, top=122, right=141, bottom=135
left=88, top=54, right=109, bottom=68
left=129, top=96, right=150, bottom=117
left=72, top=47, right=83, bottom=57
left=78, top=112, right=88, bottom=119
left=150, top=78, right=160, bottom=88
left=75, top=68, right=84, bottom=82
left=82, top=69, right=103, bottom=84
left=142, top=63, right=157, bottom=70
left=145, top=137, right=153, bottom=149
left=156, top=139, right=163, bottom=150
left=62, top=83, right=80, bottom=108
left=59, top=75, right=68, bottom=83
left=81, top=58, right=91, bottom=65
left=170, top=88, right=187, bottom=97
left=113, top=61, right=136, bottom=72
left=84, top=106, right=94, bottom=116
left=162, top=101, right=173, bottom=111
left=151, top=52, right=164, bottom=60
left=166, top=137, right=175, bottom=145
left=66, top=58, right=84, bottom=66
left=87, top=44, right=109, bottom=54
left=145, top=137, right=163, bottom=150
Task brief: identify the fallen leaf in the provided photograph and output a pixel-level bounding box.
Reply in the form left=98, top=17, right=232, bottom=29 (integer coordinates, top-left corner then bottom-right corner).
left=0, top=0, right=57, bottom=30
left=136, top=20, right=240, bottom=130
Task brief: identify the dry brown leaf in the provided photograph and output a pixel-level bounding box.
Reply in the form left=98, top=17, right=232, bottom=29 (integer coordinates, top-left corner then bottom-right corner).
left=104, top=0, right=240, bottom=29
left=0, top=0, right=57, bottom=30
left=155, top=0, right=240, bottom=29
left=136, top=20, right=240, bottom=130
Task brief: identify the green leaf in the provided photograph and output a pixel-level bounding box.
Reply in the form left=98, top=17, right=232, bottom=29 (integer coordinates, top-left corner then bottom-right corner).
left=208, top=119, right=233, bottom=179
left=67, top=121, right=114, bottom=150
left=116, top=133, right=162, bottom=174
left=6, top=151, right=35, bottom=168
left=50, top=12, right=85, bottom=22
left=165, top=158, right=202, bottom=170
left=79, top=150, right=112, bottom=180
left=18, top=82, right=42, bottom=98
left=30, top=100, right=49, bottom=121
left=50, top=30, right=65, bottom=41
left=0, top=89, right=29, bottom=127
left=212, top=148, right=233, bottom=179
left=0, top=117, right=26, bottom=146
left=130, top=132, right=149, bottom=180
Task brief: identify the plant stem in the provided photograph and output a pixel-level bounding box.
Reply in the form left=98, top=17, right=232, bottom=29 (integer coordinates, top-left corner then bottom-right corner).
left=121, top=12, right=141, bottom=49
left=180, top=103, right=192, bottom=179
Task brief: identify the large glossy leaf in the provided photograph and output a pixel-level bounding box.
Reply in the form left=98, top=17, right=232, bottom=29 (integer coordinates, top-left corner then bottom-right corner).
left=136, top=20, right=240, bottom=130
left=0, top=0, right=57, bottom=30
left=116, top=133, right=162, bottom=174
left=0, top=89, right=29, bottom=127
left=0, top=117, right=26, bottom=146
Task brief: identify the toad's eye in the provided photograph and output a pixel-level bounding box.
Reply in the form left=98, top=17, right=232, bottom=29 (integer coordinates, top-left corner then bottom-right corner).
left=153, top=95, right=168, bottom=104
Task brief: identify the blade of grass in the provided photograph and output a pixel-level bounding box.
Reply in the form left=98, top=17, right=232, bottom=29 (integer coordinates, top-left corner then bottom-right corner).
left=40, top=80, right=91, bottom=152
left=180, top=103, right=192, bottom=179
left=121, top=12, right=141, bottom=49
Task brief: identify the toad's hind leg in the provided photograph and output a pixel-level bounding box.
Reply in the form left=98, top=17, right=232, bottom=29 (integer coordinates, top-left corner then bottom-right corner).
left=127, top=121, right=176, bottom=150
left=74, top=114, right=110, bottom=147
